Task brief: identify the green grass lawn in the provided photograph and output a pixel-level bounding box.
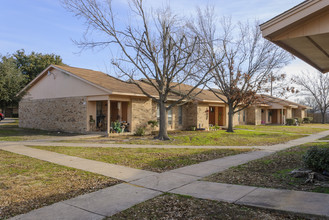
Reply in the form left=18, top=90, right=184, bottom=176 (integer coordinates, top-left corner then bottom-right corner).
left=28, top=146, right=253, bottom=172
left=235, top=124, right=328, bottom=134
left=319, top=135, right=329, bottom=140
left=60, top=129, right=306, bottom=146
left=108, top=194, right=309, bottom=220
left=0, top=150, right=120, bottom=219
left=204, top=142, right=329, bottom=194
left=0, top=124, right=78, bottom=141
left=125, top=130, right=305, bottom=146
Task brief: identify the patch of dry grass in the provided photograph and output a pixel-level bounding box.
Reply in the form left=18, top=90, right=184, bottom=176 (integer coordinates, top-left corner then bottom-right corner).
left=0, top=150, right=121, bottom=219
left=29, top=146, right=253, bottom=172
left=108, top=194, right=312, bottom=220
left=204, top=143, right=329, bottom=193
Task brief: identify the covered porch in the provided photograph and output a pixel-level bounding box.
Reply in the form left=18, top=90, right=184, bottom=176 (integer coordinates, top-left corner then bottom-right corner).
left=209, top=105, right=226, bottom=127
left=261, top=108, right=286, bottom=125
left=87, top=96, right=131, bottom=134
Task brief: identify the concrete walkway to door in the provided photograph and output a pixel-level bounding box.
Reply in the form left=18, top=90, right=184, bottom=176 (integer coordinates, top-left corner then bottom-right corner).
left=1, top=129, right=329, bottom=220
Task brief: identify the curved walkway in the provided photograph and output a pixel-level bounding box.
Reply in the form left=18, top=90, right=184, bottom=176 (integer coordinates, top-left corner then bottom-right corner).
left=1, top=130, right=329, bottom=219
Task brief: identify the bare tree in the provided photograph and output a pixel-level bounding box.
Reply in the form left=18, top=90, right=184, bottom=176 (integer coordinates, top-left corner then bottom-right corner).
left=62, top=0, right=218, bottom=140
left=191, top=7, right=291, bottom=132
left=300, top=96, right=318, bottom=114
left=260, top=72, right=300, bottom=99
left=293, top=71, right=329, bottom=124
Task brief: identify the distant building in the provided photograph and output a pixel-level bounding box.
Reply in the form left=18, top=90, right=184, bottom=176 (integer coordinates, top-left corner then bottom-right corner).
left=17, top=65, right=309, bottom=133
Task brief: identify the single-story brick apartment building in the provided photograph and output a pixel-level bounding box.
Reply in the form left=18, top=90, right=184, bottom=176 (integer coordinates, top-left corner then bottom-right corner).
left=18, top=65, right=308, bottom=133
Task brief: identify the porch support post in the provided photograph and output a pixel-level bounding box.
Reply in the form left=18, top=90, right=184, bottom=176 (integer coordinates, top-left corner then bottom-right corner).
left=107, top=98, right=111, bottom=137
left=282, top=108, right=284, bottom=125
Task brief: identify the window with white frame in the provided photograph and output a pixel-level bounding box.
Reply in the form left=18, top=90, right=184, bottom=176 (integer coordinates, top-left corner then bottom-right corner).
left=157, top=104, right=173, bottom=125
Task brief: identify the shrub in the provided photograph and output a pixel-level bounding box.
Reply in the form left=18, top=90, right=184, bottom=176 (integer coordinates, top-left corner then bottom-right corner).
left=303, top=147, right=329, bottom=172
left=214, top=125, right=221, bottom=130
left=294, top=118, right=302, bottom=124
left=147, top=120, right=158, bottom=128
left=303, top=117, right=313, bottom=124
left=286, top=118, right=294, bottom=125
left=210, top=126, right=220, bottom=131
left=134, top=126, right=146, bottom=136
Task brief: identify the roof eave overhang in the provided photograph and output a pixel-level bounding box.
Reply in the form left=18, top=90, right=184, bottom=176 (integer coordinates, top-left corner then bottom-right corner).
left=260, top=0, right=324, bottom=37
left=260, top=0, right=329, bottom=73
left=271, top=39, right=329, bottom=73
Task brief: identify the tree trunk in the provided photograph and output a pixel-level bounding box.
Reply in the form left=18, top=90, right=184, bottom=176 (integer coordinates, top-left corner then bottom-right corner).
left=322, top=111, right=326, bottom=124
left=155, top=101, right=170, bottom=140
left=227, top=103, right=234, bottom=132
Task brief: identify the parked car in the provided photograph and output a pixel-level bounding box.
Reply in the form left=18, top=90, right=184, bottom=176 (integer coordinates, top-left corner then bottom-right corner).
left=0, top=113, right=4, bottom=120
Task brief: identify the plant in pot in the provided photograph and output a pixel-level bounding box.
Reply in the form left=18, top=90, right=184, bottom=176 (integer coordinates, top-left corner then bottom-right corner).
left=89, top=115, right=96, bottom=131
left=113, top=121, right=122, bottom=133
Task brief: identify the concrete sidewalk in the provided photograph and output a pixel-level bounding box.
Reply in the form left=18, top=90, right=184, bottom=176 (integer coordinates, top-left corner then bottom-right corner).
left=4, top=129, right=329, bottom=219
left=11, top=183, right=162, bottom=220
left=0, top=144, right=155, bottom=182
left=171, top=181, right=329, bottom=218
left=0, top=118, right=16, bottom=125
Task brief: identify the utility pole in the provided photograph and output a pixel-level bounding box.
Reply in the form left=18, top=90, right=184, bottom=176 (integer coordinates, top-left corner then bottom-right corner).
left=270, top=72, right=273, bottom=96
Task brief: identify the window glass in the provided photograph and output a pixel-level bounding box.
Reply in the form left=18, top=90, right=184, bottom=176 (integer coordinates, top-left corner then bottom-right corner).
left=157, top=104, right=173, bottom=125
left=157, top=104, right=160, bottom=122
left=168, top=109, right=172, bottom=125
left=178, top=106, right=183, bottom=125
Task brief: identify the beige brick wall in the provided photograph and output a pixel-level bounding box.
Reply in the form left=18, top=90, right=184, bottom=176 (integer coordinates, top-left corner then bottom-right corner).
left=292, top=108, right=306, bottom=119
left=131, top=98, right=154, bottom=133
left=236, top=109, right=248, bottom=125
left=196, top=103, right=209, bottom=130
left=131, top=99, right=201, bottom=133
left=286, top=108, right=292, bottom=118
left=184, top=103, right=198, bottom=129
left=246, top=107, right=256, bottom=125
left=19, top=97, right=87, bottom=133
left=255, top=108, right=262, bottom=125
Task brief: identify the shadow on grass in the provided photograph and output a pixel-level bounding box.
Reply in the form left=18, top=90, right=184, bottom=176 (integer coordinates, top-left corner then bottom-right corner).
left=0, top=124, right=80, bottom=141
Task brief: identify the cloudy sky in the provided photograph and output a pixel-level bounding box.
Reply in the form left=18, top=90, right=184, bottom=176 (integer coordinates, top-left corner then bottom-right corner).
left=0, top=0, right=313, bottom=75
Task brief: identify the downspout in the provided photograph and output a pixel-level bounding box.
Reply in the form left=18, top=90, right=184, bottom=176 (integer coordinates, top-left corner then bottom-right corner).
left=107, top=98, right=111, bottom=137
